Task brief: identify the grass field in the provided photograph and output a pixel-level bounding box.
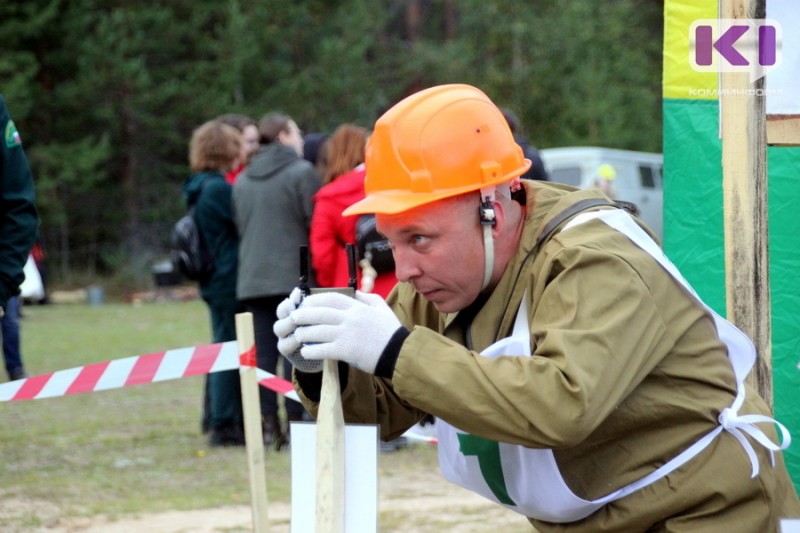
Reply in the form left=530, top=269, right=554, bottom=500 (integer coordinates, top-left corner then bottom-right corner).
left=0, top=301, right=288, bottom=526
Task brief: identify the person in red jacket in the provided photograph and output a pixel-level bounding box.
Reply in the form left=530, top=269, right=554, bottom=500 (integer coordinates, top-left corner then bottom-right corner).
left=309, top=123, right=396, bottom=298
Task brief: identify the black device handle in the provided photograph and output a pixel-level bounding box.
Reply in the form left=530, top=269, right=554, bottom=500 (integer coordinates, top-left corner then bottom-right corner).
left=299, top=245, right=311, bottom=297
left=346, top=243, right=357, bottom=290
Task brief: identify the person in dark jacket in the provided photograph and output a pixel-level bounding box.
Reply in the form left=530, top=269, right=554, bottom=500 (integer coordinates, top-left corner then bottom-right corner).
left=233, top=113, right=321, bottom=449
left=182, top=120, right=245, bottom=447
left=0, top=95, right=38, bottom=321
left=501, top=108, right=549, bottom=181
left=0, top=95, right=38, bottom=382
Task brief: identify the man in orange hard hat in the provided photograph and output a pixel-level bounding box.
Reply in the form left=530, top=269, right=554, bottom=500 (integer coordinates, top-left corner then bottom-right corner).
left=274, top=84, right=800, bottom=531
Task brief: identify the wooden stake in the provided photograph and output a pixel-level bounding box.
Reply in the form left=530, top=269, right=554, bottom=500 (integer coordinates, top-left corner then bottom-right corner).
left=316, top=357, right=346, bottom=533
left=312, top=286, right=353, bottom=533
left=314, top=245, right=357, bottom=533
left=236, top=312, right=270, bottom=532
left=719, top=0, right=772, bottom=409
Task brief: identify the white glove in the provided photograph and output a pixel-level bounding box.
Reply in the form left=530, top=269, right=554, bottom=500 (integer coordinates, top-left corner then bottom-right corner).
left=274, top=287, right=323, bottom=373
left=290, top=290, right=402, bottom=374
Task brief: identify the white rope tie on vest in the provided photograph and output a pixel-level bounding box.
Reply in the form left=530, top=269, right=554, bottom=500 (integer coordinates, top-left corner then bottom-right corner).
left=718, top=407, right=792, bottom=477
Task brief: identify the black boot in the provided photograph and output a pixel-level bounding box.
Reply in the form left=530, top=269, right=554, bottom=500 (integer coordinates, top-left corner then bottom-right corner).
left=209, top=423, right=245, bottom=447
left=8, top=367, right=27, bottom=381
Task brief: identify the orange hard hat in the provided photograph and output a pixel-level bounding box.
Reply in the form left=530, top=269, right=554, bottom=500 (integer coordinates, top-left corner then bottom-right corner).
left=343, top=84, right=531, bottom=216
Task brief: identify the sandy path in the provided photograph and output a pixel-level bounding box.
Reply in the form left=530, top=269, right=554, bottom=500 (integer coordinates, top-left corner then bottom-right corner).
left=2, top=453, right=531, bottom=533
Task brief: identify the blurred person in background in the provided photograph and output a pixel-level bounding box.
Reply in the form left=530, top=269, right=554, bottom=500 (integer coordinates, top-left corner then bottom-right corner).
left=302, top=131, right=329, bottom=176
left=183, top=120, right=245, bottom=447
left=29, top=234, right=47, bottom=304
left=216, top=113, right=260, bottom=185
left=501, top=107, right=548, bottom=182
left=233, top=113, right=321, bottom=449
left=309, top=123, right=397, bottom=298
left=592, top=163, right=618, bottom=200
left=198, top=112, right=259, bottom=434
left=0, top=94, right=38, bottom=381
left=309, top=122, right=402, bottom=451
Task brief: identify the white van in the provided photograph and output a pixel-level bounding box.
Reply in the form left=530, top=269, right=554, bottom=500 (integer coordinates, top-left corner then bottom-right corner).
left=539, top=146, right=664, bottom=239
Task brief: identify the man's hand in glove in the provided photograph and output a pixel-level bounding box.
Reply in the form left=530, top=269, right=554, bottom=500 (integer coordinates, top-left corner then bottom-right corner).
left=273, top=287, right=324, bottom=373
left=290, top=291, right=409, bottom=376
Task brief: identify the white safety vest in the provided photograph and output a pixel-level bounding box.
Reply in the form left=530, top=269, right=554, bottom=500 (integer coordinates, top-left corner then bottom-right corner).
left=436, top=209, right=791, bottom=523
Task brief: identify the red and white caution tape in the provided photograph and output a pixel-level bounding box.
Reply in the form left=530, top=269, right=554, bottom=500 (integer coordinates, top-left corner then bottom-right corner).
left=255, top=367, right=300, bottom=402
left=0, top=341, right=297, bottom=403
left=0, top=339, right=436, bottom=443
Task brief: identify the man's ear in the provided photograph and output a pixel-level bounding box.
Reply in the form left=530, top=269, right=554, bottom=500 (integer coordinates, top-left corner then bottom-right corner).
left=490, top=199, right=507, bottom=239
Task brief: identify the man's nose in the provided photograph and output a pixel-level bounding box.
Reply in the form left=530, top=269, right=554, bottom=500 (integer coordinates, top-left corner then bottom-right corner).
left=391, top=248, right=421, bottom=283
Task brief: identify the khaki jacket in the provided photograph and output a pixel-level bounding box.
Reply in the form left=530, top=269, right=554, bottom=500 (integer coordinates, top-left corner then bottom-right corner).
left=297, top=181, right=800, bottom=531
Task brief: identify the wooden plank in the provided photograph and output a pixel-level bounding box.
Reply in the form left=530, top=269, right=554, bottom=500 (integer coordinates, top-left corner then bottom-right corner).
left=766, top=115, right=800, bottom=146
left=316, top=358, right=346, bottom=533
left=236, top=312, right=270, bottom=532
left=719, top=0, right=772, bottom=409
left=315, top=246, right=358, bottom=532
left=312, top=287, right=353, bottom=533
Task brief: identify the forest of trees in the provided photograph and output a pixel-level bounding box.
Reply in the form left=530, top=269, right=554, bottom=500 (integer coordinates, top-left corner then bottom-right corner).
left=1, top=0, right=663, bottom=288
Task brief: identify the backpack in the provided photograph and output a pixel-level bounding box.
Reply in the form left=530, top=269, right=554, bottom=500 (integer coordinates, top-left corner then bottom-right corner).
left=170, top=180, right=215, bottom=282
left=355, top=214, right=395, bottom=274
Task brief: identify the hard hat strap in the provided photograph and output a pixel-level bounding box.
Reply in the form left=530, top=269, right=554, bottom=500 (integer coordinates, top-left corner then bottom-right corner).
left=482, top=224, right=494, bottom=291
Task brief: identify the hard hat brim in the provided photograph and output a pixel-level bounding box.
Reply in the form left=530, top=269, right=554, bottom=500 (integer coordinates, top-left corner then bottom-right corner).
left=343, top=158, right=531, bottom=216
left=343, top=190, right=467, bottom=216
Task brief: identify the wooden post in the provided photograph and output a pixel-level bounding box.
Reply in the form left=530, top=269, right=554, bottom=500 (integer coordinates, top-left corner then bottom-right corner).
left=236, top=312, right=270, bottom=532
left=311, top=286, right=353, bottom=533
left=719, top=0, right=772, bottom=409
left=316, top=357, right=346, bottom=533
left=767, top=115, right=800, bottom=146
left=315, top=247, right=358, bottom=533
